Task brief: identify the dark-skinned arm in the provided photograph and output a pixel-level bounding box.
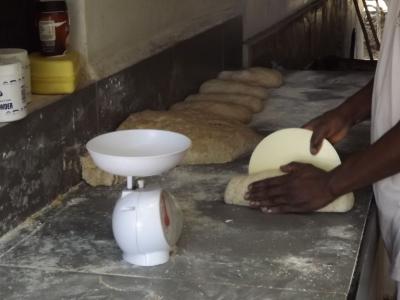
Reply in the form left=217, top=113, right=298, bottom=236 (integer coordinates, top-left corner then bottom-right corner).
left=329, top=120, right=400, bottom=197
left=246, top=123, right=400, bottom=213
left=304, top=79, right=374, bottom=154
left=245, top=79, right=390, bottom=213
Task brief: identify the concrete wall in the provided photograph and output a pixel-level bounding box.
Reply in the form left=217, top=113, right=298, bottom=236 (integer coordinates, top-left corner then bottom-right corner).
left=243, top=0, right=316, bottom=39
left=0, top=17, right=242, bottom=236
left=66, top=0, right=241, bottom=80
left=66, top=0, right=327, bottom=80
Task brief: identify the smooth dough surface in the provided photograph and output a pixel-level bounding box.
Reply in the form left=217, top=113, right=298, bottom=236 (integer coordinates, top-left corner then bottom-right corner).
left=224, top=170, right=284, bottom=206
left=199, top=79, right=270, bottom=99
left=224, top=169, right=354, bottom=213
left=218, top=67, right=283, bottom=88
left=170, top=100, right=253, bottom=124
left=185, top=93, right=264, bottom=113
left=249, top=128, right=340, bottom=173
left=245, top=128, right=354, bottom=213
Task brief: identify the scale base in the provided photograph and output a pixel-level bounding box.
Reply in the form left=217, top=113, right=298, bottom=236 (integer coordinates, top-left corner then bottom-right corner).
left=123, top=251, right=170, bottom=266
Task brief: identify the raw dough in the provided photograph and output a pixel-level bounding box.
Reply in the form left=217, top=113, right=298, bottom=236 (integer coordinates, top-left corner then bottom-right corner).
left=170, top=100, right=253, bottom=124
left=199, top=79, right=270, bottom=99
left=249, top=128, right=341, bottom=173
left=225, top=128, right=355, bottom=213
left=224, top=170, right=284, bottom=206
left=219, top=67, right=283, bottom=88
left=118, top=110, right=262, bottom=165
left=224, top=170, right=355, bottom=213
left=80, top=154, right=125, bottom=187
left=185, top=93, right=264, bottom=113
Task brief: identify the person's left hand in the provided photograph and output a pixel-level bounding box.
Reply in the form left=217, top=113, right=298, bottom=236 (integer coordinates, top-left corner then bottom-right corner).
left=245, top=162, right=336, bottom=213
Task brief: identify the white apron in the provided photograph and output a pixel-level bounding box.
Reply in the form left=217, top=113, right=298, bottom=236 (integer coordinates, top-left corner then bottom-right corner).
left=371, top=0, right=400, bottom=282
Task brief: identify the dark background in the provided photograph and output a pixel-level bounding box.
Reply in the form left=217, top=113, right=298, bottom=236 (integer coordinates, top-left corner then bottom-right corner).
left=0, top=0, right=39, bottom=52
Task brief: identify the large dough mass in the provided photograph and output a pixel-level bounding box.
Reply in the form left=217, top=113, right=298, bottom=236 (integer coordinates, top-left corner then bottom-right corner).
left=249, top=128, right=342, bottom=173
left=225, top=128, right=355, bottom=213
left=224, top=170, right=355, bottom=213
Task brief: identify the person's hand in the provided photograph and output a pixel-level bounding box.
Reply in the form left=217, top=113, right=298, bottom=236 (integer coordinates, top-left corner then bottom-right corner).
left=245, top=162, right=336, bottom=213
left=303, top=108, right=353, bottom=154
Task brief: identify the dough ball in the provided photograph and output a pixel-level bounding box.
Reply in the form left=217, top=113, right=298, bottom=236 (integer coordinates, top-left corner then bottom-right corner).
left=219, top=67, right=283, bottom=88
left=170, top=100, right=253, bottom=124
left=185, top=93, right=264, bottom=113
left=199, top=79, right=270, bottom=99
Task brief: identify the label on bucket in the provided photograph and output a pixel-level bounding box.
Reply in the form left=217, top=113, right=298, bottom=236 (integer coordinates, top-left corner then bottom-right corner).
left=0, top=74, right=27, bottom=122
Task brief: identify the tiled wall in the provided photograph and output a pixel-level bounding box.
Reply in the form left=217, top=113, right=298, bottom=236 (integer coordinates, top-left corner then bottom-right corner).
left=0, top=17, right=242, bottom=236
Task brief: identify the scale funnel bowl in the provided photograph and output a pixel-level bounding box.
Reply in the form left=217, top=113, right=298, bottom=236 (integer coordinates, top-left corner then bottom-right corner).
left=86, top=129, right=191, bottom=177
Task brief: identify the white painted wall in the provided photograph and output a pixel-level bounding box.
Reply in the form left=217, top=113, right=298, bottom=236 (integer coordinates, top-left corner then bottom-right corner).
left=66, top=0, right=242, bottom=80
left=66, top=0, right=328, bottom=81
left=243, top=0, right=315, bottom=40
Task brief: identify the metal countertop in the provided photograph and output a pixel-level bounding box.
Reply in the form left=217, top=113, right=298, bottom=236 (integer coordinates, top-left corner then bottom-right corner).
left=0, top=71, right=376, bottom=300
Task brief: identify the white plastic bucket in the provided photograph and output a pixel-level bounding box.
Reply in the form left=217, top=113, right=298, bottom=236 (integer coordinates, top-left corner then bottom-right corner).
left=0, top=48, right=31, bottom=103
left=0, top=62, right=27, bottom=122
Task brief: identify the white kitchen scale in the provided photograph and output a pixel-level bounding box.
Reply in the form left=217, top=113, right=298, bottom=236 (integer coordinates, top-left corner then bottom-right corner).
left=86, top=129, right=191, bottom=267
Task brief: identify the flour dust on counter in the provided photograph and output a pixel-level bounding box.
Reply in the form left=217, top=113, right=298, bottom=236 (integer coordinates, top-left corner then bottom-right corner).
left=326, top=224, right=356, bottom=240
left=163, top=163, right=245, bottom=202
left=250, top=71, right=373, bottom=134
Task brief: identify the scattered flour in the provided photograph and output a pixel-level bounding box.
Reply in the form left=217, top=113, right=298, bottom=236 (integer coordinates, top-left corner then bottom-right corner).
left=66, top=197, right=88, bottom=207
left=164, top=166, right=236, bottom=192
left=326, top=225, right=355, bottom=240
left=275, top=255, right=319, bottom=274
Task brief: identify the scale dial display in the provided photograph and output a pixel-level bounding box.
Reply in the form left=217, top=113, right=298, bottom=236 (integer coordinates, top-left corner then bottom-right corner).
left=160, top=191, right=183, bottom=246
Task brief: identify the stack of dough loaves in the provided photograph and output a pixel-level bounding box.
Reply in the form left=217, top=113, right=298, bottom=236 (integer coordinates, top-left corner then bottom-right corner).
left=178, top=67, right=283, bottom=124
left=81, top=109, right=263, bottom=186
left=117, top=110, right=262, bottom=165
left=81, top=67, right=284, bottom=186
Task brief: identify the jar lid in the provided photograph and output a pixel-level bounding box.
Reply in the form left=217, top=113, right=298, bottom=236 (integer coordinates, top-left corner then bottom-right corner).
left=0, top=61, right=22, bottom=77
left=0, top=49, right=29, bottom=64
left=38, top=1, right=67, bottom=13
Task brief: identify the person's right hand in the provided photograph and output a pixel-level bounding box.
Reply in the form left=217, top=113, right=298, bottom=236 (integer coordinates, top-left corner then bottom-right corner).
left=303, top=108, right=353, bottom=155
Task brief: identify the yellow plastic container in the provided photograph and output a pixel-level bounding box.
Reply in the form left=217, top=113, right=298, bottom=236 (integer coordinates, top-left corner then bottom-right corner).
left=30, top=51, right=79, bottom=94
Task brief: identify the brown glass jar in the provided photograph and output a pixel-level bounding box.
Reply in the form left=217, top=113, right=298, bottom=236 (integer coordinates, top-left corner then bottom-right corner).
left=37, top=1, right=69, bottom=56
